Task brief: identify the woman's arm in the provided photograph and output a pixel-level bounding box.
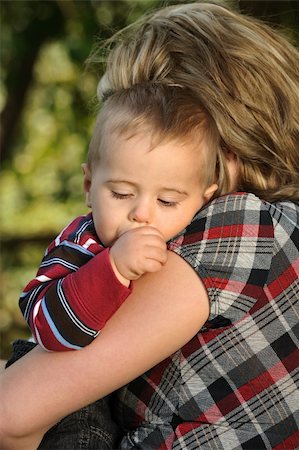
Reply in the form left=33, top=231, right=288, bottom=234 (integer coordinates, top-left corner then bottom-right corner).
left=0, top=252, right=209, bottom=449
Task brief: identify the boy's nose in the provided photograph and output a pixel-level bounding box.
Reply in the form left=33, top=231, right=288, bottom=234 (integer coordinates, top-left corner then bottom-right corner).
left=129, top=202, right=152, bottom=224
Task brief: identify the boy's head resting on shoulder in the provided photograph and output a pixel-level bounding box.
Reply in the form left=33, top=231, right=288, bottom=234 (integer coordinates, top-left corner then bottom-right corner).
left=82, top=84, right=229, bottom=246
left=95, top=1, right=299, bottom=203
left=87, top=83, right=236, bottom=193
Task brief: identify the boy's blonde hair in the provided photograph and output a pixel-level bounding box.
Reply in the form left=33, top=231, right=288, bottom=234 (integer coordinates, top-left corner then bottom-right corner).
left=88, top=84, right=219, bottom=188
left=94, top=1, right=299, bottom=202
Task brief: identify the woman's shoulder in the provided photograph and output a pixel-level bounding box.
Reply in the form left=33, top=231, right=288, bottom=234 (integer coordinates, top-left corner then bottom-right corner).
left=200, top=191, right=299, bottom=219
left=196, top=191, right=272, bottom=224
left=168, top=192, right=273, bottom=251
left=171, top=192, right=298, bottom=246
left=203, top=192, right=299, bottom=242
left=167, top=193, right=298, bottom=323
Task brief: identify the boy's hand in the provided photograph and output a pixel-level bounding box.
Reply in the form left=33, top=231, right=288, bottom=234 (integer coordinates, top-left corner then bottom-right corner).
left=109, top=227, right=168, bottom=286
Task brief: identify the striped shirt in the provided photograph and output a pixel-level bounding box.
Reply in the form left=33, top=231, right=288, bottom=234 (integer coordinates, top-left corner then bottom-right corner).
left=116, top=193, right=299, bottom=449
left=19, top=213, right=132, bottom=351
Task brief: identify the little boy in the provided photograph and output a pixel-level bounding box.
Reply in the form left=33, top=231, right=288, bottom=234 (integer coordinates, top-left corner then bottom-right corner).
left=16, top=83, right=218, bottom=353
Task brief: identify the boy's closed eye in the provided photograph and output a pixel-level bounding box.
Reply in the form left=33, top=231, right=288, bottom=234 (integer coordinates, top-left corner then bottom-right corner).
left=111, top=191, right=133, bottom=200
left=158, top=199, right=178, bottom=207
left=111, top=191, right=179, bottom=208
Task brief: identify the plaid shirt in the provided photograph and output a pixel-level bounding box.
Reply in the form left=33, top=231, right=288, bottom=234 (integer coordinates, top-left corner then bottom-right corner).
left=116, top=193, right=299, bottom=449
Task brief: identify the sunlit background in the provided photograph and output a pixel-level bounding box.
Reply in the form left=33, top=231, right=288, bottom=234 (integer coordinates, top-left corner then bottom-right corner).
left=1, top=0, right=298, bottom=359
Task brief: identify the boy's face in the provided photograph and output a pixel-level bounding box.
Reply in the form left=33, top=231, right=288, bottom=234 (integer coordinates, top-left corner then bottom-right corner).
left=83, top=129, right=217, bottom=246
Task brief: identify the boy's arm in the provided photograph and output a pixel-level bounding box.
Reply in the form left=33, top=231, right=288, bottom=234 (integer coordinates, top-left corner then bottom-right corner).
left=0, top=251, right=210, bottom=450
left=20, top=215, right=132, bottom=352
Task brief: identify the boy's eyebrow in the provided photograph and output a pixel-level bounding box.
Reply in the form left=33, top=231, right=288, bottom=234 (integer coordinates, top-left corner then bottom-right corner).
left=160, top=188, right=188, bottom=196
left=105, top=179, right=136, bottom=188
left=105, top=179, right=188, bottom=196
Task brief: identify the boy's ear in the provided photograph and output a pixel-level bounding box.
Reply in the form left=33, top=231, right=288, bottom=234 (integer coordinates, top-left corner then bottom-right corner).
left=203, top=183, right=218, bottom=202
left=224, top=149, right=239, bottom=191
left=81, top=163, right=92, bottom=208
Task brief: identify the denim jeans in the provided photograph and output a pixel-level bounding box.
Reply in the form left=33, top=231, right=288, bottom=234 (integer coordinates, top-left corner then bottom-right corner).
left=6, top=340, right=123, bottom=450
left=38, top=396, right=122, bottom=450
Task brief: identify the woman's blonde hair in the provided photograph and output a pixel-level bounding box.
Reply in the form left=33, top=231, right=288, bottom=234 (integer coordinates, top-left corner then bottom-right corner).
left=92, top=1, right=299, bottom=202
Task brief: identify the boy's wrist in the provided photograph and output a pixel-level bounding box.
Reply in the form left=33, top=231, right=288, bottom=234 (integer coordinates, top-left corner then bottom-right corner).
left=109, top=250, right=130, bottom=288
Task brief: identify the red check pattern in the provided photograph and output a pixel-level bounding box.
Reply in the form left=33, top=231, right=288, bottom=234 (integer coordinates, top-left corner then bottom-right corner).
left=116, top=193, right=299, bottom=449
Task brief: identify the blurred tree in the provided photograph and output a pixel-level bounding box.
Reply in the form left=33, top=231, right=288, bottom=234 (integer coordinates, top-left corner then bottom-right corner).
left=240, top=0, right=299, bottom=31
left=0, top=1, right=65, bottom=163
left=0, top=0, right=161, bottom=165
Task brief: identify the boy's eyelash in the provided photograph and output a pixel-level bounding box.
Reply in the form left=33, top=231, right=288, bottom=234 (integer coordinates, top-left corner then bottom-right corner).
left=111, top=191, right=131, bottom=199
left=158, top=199, right=178, bottom=207
left=111, top=191, right=178, bottom=207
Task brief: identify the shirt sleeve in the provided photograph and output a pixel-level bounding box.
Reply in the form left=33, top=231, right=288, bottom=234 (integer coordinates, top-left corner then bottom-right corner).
left=19, top=214, right=132, bottom=351
left=168, top=193, right=275, bottom=325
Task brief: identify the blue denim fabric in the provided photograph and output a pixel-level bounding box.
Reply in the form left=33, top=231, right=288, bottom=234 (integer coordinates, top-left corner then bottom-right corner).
left=6, top=340, right=123, bottom=450
left=38, top=396, right=122, bottom=450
